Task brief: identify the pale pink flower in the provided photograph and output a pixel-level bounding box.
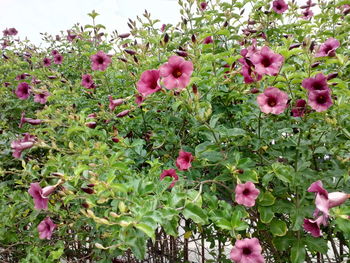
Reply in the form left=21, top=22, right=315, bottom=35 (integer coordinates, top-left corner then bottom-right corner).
left=176, top=150, right=194, bottom=171
left=257, top=87, right=289, bottom=115
left=235, top=182, right=260, bottom=207
left=137, top=69, right=161, bottom=96
left=230, top=238, right=265, bottom=263
left=38, top=217, right=57, bottom=240
left=251, top=46, right=284, bottom=76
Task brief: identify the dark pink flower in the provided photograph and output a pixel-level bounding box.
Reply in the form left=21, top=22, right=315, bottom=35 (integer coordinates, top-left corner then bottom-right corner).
left=137, top=69, right=161, bottom=96
left=308, top=180, right=330, bottom=217
left=238, top=58, right=262, bottom=84
left=43, top=57, right=51, bottom=67
left=315, top=38, right=340, bottom=57
left=16, top=73, right=30, bottom=80
left=34, top=91, right=50, bottom=104
left=109, top=96, right=124, bottom=111
left=67, top=30, right=77, bottom=41
left=291, top=99, right=307, bottom=117
left=19, top=112, right=43, bottom=128
left=51, top=50, right=59, bottom=56
left=302, top=73, right=329, bottom=92
left=159, top=56, right=193, bottom=90
left=53, top=54, right=63, bottom=64
left=160, top=169, right=179, bottom=188
left=200, top=2, right=208, bottom=10
left=15, top=82, right=31, bottom=100
left=235, top=181, right=260, bottom=207
left=203, top=36, right=213, bottom=44
left=307, top=90, right=332, bottom=112
left=91, top=51, right=112, bottom=71
left=272, top=0, right=288, bottom=14
left=81, top=74, right=94, bottom=89
left=3, top=29, right=10, bottom=36
left=38, top=217, right=56, bottom=240
left=28, top=183, right=56, bottom=210
left=230, top=238, right=265, bottom=263
left=11, top=133, right=36, bottom=158
left=176, top=150, right=194, bottom=171
left=303, top=216, right=325, bottom=237
left=251, top=46, right=284, bottom=76
left=8, top=28, right=18, bottom=36
left=301, top=8, right=313, bottom=20
left=257, top=87, right=288, bottom=115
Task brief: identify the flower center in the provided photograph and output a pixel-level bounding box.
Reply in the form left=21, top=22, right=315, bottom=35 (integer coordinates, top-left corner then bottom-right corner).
left=312, top=82, right=324, bottom=90
left=172, top=69, right=182, bottom=78
left=323, top=45, right=333, bottom=54
left=276, top=3, right=282, bottom=9
left=242, top=247, right=252, bottom=255
left=243, top=189, right=250, bottom=195
left=97, top=56, right=104, bottom=64
left=261, top=56, right=272, bottom=67
left=150, top=81, right=158, bottom=89
left=316, top=95, right=326, bottom=104
left=267, top=97, right=277, bottom=107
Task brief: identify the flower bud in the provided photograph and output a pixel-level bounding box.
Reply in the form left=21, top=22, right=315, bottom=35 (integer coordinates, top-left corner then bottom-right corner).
left=124, top=49, right=136, bottom=55
left=116, top=110, right=130, bottom=118
left=85, top=122, right=97, bottom=129
left=42, top=186, right=56, bottom=197
left=327, top=72, right=338, bottom=80
left=81, top=187, right=94, bottom=194
left=118, top=33, right=130, bottom=38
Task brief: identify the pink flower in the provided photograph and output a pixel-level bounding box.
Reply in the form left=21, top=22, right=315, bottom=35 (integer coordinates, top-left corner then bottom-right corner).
left=302, top=73, right=329, bottom=92
left=176, top=150, right=194, bottom=171
left=135, top=94, right=145, bottom=106
left=301, top=8, right=313, bottom=20
left=15, top=82, right=31, bottom=100
left=28, top=183, right=55, bottom=210
left=161, top=24, right=166, bottom=32
left=235, top=182, right=260, bottom=207
left=34, top=91, right=50, bottom=104
left=19, top=112, right=43, bottom=128
left=137, top=69, right=161, bottom=96
left=11, top=133, right=36, bottom=158
left=315, top=38, right=340, bottom=57
left=230, top=238, right=265, bottom=263
left=43, top=57, right=51, bottom=67
left=81, top=74, right=94, bottom=89
left=328, top=192, right=350, bottom=208
left=160, top=169, right=179, bottom=188
left=67, top=30, right=77, bottom=41
left=159, top=56, right=193, bottom=90
left=91, top=51, right=112, bottom=71
left=238, top=58, right=262, bottom=84
left=303, top=216, right=325, bottom=237
left=257, top=87, right=288, bottom=115
left=291, top=99, right=307, bottom=117
left=109, top=96, right=124, bottom=111
left=272, top=0, right=288, bottom=14
left=8, top=28, right=18, bottom=36
left=53, top=54, right=63, bottom=64
left=38, top=217, right=57, bottom=240
left=307, top=90, right=332, bottom=112
left=51, top=50, right=59, bottom=56
left=251, top=46, right=284, bottom=76
left=203, top=36, right=213, bottom=44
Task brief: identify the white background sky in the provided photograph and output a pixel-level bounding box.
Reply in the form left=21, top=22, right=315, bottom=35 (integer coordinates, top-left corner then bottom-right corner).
left=0, top=0, right=181, bottom=45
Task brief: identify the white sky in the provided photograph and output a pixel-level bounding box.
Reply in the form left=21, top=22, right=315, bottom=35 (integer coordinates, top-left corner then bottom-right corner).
left=0, top=0, right=180, bottom=45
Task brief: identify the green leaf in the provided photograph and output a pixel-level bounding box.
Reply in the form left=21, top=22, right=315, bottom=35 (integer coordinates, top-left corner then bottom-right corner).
left=270, top=219, right=287, bottom=236
left=135, top=223, right=155, bottom=241
left=258, top=206, right=274, bottom=223
left=183, top=203, right=208, bottom=225
left=259, top=191, right=276, bottom=206
left=271, top=163, right=293, bottom=184
left=291, top=242, right=306, bottom=263
left=305, top=236, right=328, bottom=254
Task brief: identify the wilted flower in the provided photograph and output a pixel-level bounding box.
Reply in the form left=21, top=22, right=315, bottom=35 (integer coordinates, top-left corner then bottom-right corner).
left=230, top=238, right=265, bottom=263
left=135, top=94, right=145, bottom=106
left=302, top=73, right=329, bottom=92
left=15, top=82, right=31, bottom=100
left=235, top=181, right=260, bottom=207
left=38, top=217, right=57, bottom=240
left=176, top=150, right=194, bottom=171
left=160, top=169, right=179, bottom=188
left=257, top=87, right=289, bottom=115
left=81, top=74, right=94, bottom=89
left=291, top=99, right=307, bottom=117
left=272, top=0, right=288, bottom=14
left=159, top=55, right=193, bottom=90
left=43, top=57, right=51, bottom=67
left=91, top=51, right=112, bottom=71
left=28, top=183, right=55, bottom=210
left=19, top=112, right=43, bottom=128
left=108, top=96, right=124, bottom=111
left=203, top=36, right=213, bottom=44
left=53, top=54, right=63, bottom=64
left=11, top=133, right=36, bottom=158
left=251, top=46, right=284, bottom=76
left=34, top=91, right=50, bottom=104
left=307, top=90, right=332, bottom=112
left=137, top=69, right=161, bottom=97
left=315, top=38, right=340, bottom=57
